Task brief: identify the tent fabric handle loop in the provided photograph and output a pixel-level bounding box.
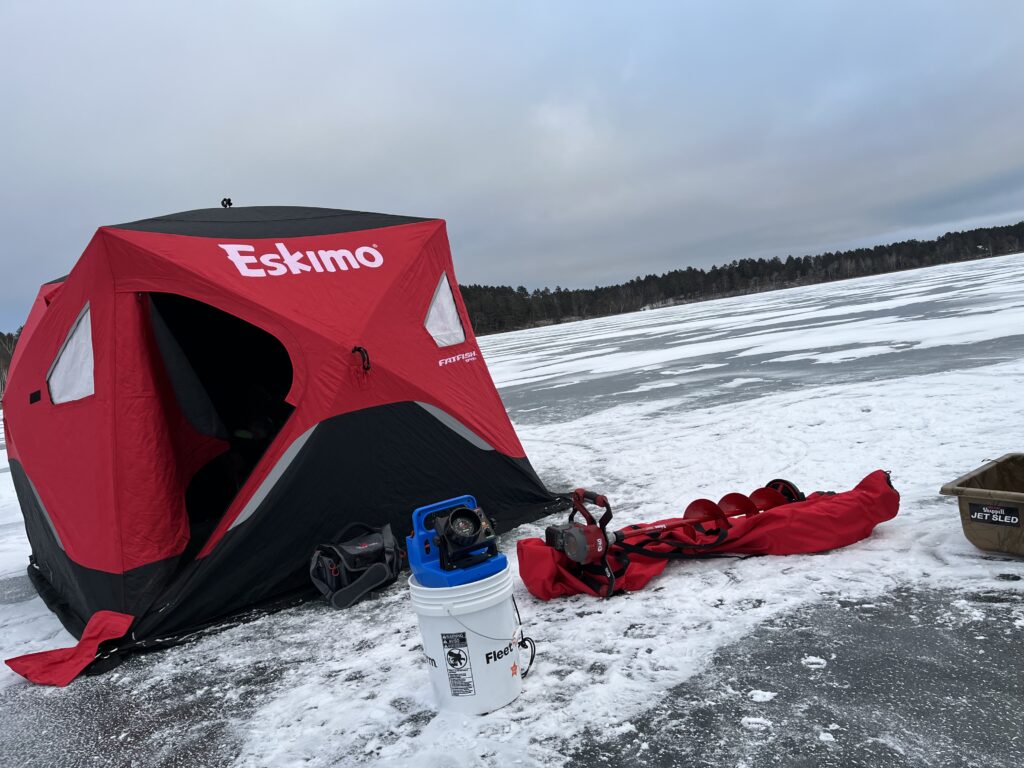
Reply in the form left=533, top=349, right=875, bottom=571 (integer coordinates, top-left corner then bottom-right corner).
left=351, top=346, right=371, bottom=371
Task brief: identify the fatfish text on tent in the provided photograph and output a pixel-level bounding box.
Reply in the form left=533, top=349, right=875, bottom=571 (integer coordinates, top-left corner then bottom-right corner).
left=219, top=242, right=384, bottom=277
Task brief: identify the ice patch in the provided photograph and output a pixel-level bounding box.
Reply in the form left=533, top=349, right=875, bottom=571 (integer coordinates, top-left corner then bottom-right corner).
left=767, top=345, right=899, bottom=365
left=720, top=377, right=765, bottom=389
left=658, top=363, right=728, bottom=376
left=627, top=380, right=681, bottom=394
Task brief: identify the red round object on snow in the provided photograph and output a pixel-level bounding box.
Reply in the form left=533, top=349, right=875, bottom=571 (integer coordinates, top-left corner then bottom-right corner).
left=684, top=498, right=723, bottom=519
left=719, top=492, right=758, bottom=518
left=749, top=486, right=789, bottom=511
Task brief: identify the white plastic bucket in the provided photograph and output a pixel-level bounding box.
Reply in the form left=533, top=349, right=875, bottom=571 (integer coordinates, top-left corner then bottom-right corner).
left=408, top=565, right=523, bottom=714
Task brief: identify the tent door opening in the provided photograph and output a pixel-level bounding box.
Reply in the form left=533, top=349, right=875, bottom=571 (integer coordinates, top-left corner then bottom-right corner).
left=148, top=293, right=295, bottom=559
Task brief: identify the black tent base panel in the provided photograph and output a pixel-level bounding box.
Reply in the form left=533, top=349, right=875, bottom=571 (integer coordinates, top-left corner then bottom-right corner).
left=134, top=402, right=558, bottom=640
left=23, top=563, right=323, bottom=679
left=86, top=584, right=323, bottom=677
left=26, top=560, right=87, bottom=639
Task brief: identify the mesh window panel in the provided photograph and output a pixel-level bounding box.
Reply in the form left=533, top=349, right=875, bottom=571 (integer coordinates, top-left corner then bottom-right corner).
left=47, top=304, right=95, bottom=404
left=425, top=274, right=466, bottom=347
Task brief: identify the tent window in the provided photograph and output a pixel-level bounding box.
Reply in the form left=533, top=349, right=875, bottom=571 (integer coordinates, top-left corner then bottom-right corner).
left=425, top=273, right=466, bottom=347
left=47, top=303, right=94, bottom=404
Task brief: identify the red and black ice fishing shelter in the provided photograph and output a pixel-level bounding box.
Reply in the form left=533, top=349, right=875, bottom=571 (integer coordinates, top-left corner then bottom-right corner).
left=3, top=206, right=555, bottom=650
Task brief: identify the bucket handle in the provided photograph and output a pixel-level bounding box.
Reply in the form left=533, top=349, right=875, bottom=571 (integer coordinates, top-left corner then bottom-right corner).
left=443, top=595, right=536, bottom=679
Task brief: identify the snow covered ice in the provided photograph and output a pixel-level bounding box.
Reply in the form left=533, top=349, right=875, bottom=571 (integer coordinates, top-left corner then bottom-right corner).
left=2, top=254, right=1024, bottom=766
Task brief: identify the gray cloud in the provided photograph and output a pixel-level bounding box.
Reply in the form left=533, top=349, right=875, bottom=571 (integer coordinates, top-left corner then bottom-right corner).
left=2, top=1, right=1024, bottom=328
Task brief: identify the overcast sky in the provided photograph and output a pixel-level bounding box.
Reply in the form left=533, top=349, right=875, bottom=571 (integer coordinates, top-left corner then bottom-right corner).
left=2, top=1, right=1023, bottom=330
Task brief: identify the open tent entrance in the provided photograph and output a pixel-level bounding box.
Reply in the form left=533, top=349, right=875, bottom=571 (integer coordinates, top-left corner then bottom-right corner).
left=148, top=293, right=295, bottom=559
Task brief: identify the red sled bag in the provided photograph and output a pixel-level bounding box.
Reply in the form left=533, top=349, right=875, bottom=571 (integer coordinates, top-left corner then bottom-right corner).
left=517, top=470, right=899, bottom=600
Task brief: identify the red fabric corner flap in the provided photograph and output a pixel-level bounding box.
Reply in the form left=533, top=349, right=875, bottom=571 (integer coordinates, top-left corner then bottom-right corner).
left=5, top=611, right=134, bottom=686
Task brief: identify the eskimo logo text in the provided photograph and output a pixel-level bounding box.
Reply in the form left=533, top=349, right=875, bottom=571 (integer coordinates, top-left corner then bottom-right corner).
left=219, top=243, right=384, bottom=277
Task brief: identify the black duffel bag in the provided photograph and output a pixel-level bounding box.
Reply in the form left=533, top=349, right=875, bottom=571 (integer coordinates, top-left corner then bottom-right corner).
left=309, top=523, right=403, bottom=609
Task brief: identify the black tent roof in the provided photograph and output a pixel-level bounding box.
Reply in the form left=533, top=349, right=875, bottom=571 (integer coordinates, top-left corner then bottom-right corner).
left=110, top=206, right=434, bottom=239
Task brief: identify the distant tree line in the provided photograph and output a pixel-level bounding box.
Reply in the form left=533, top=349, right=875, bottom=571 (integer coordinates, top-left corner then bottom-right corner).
left=461, top=220, right=1024, bottom=334
left=0, top=328, right=21, bottom=399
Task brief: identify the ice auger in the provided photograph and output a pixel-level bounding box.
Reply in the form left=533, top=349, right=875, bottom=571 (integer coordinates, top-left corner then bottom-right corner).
left=519, top=471, right=900, bottom=601
left=543, top=480, right=804, bottom=598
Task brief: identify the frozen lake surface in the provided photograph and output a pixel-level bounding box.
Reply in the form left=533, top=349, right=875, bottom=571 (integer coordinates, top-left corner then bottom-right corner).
left=1, top=254, right=1023, bottom=766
